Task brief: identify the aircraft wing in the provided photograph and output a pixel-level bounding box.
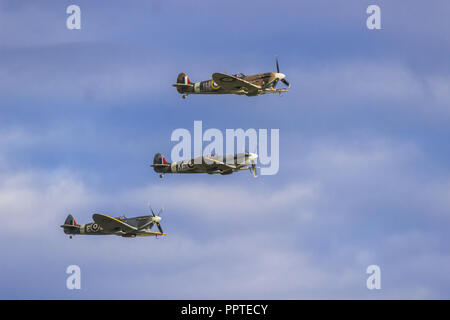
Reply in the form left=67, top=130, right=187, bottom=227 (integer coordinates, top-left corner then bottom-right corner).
left=212, top=73, right=260, bottom=94
left=204, top=156, right=236, bottom=171
left=92, top=214, right=137, bottom=233
left=138, top=231, right=167, bottom=237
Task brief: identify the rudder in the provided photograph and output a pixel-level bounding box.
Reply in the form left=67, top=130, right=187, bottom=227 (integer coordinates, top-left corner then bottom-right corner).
left=177, top=72, right=190, bottom=85
left=153, top=153, right=168, bottom=165
left=176, top=73, right=192, bottom=94
left=64, top=214, right=77, bottom=226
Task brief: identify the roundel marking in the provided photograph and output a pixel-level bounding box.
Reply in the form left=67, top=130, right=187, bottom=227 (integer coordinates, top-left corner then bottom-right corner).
left=210, top=81, right=221, bottom=90
left=187, top=159, right=194, bottom=168
left=91, top=223, right=100, bottom=232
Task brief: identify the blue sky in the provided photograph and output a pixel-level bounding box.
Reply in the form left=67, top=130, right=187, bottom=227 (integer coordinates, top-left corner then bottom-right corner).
left=0, top=0, right=449, bottom=299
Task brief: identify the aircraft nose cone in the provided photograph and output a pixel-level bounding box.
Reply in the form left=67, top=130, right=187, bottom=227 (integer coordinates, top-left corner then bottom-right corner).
left=276, top=73, right=286, bottom=80
left=249, top=153, right=258, bottom=161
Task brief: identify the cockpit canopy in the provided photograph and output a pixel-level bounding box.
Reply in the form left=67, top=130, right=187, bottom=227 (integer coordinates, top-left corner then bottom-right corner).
left=233, top=73, right=246, bottom=79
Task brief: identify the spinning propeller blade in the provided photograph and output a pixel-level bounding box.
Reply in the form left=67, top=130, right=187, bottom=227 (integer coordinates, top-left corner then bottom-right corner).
left=281, top=78, right=290, bottom=87
left=156, top=222, right=163, bottom=234
left=276, top=57, right=291, bottom=88
left=250, top=162, right=260, bottom=178
left=145, top=203, right=164, bottom=234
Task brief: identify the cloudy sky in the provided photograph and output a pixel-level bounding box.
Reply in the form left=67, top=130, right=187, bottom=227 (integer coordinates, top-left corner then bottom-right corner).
left=0, top=0, right=449, bottom=299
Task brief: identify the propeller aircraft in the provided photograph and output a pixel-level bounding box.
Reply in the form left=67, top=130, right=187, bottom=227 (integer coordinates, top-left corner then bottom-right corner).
left=151, top=152, right=260, bottom=178
left=173, top=58, right=290, bottom=98
left=60, top=207, right=166, bottom=239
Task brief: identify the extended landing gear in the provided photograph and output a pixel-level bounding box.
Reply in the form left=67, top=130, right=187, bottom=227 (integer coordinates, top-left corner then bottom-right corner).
left=159, top=174, right=165, bottom=178
left=182, top=95, right=187, bottom=99
left=69, top=235, right=73, bottom=239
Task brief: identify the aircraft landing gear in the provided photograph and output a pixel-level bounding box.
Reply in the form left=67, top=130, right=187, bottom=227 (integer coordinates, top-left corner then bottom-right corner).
left=69, top=235, right=73, bottom=239
left=159, top=174, right=165, bottom=178
left=182, top=95, right=187, bottom=99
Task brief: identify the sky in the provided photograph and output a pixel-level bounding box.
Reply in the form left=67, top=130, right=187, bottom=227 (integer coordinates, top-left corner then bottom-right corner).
left=0, top=0, right=449, bottom=299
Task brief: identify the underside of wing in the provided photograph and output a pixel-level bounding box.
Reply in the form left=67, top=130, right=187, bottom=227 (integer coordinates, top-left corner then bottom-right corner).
left=138, top=231, right=166, bottom=237
left=92, top=214, right=137, bottom=233
left=212, top=73, right=260, bottom=94
left=263, top=88, right=289, bottom=94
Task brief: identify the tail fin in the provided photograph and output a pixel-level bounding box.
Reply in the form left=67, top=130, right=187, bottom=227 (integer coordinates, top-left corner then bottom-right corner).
left=177, top=72, right=191, bottom=85
left=174, top=73, right=193, bottom=93
left=152, top=153, right=170, bottom=175
left=61, top=214, right=80, bottom=235
left=64, top=214, right=77, bottom=226
left=153, top=153, right=168, bottom=165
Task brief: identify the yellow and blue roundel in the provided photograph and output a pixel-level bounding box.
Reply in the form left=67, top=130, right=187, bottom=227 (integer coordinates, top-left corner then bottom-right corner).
left=91, top=223, right=100, bottom=232
left=210, top=81, right=221, bottom=90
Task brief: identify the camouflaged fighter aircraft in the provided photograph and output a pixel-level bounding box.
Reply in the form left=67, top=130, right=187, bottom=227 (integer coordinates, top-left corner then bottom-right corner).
left=60, top=208, right=165, bottom=239
left=173, top=58, right=290, bottom=98
left=151, top=152, right=260, bottom=178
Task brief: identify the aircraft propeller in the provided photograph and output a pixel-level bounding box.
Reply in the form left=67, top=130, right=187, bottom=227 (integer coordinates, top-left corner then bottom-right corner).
left=249, top=161, right=260, bottom=178
left=140, top=203, right=164, bottom=234
left=276, top=57, right=290, bottom=88
left=150, top=207, right=164, bottom=234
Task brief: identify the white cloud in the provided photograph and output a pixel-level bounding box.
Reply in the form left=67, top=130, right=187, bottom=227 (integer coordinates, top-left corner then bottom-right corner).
left=0, top=166, right=319, bottom=233
left=0, top=148, right=450, bottom=298
left=301, top=138, right=420, bottom=173
left=0, top=170, right=95, bottom=231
